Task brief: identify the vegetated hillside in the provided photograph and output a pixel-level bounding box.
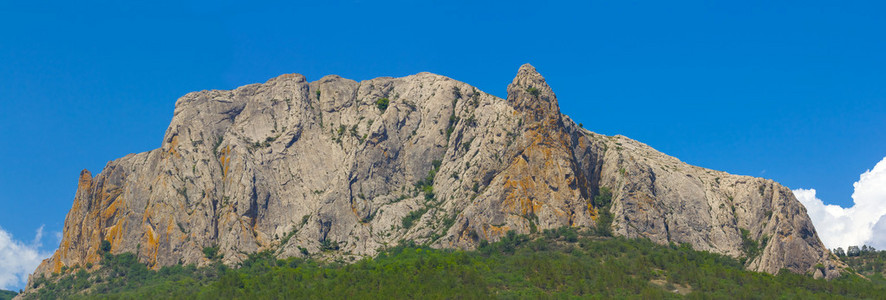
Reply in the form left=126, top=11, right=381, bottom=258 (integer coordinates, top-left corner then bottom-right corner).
left=838, top=246, right=886, bottom=280
left=23, top=228, right=886, bottom=299
left=0, top=290, right=17, bottom=300
left=30, top=64, right=843, bottom=289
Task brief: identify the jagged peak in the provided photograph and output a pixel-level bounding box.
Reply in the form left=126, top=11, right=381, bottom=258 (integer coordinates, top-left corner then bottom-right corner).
left=507, top=63, right=560, bottom=124
left=510, top=64, right=548, bottom=89
left=78, top=169, right=93, bottom=185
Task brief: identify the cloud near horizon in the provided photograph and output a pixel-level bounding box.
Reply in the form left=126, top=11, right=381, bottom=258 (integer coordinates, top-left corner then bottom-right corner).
left=0, top=225, right=54, bottom=291
left=793, top=156, right=886, bottom=251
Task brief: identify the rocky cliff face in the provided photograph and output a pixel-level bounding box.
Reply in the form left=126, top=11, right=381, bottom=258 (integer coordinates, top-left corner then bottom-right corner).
left=29, top=64, right=844, bottom=285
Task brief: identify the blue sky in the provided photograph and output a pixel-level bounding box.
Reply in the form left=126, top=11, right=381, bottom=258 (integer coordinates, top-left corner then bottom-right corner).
left=1, top=0, right=885, bottom=290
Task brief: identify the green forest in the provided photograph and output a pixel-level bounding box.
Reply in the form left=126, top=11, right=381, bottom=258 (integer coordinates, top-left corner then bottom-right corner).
left=23, top=228, right=886, bottom=299
left=0, top=289, right=17, bottom=300
left=837, top=245, right=886, bottom=278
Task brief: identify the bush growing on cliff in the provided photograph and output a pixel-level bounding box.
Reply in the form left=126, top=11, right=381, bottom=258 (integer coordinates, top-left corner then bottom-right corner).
left=593, top=187, right=614, bottom=236
left=203, top=245, right=220, bottom=260
left=375, top=98, right=389, bottom=112
left=100, top=240, right=112, bottom=253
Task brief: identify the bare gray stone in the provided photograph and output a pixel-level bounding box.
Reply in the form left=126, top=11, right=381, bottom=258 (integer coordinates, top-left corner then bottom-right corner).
left=27, top=64, right=844, bottom=291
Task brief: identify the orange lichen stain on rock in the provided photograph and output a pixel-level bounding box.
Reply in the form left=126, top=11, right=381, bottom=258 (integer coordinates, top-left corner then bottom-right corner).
left=142, top=223, right=161, bottom=267
left=70, top=173, right=94, bottom=212
left=97, top=219, right=128, bottom=267
left=501, top=177, right=529, bottom=214
left=58, top=234, right=72, bottom=256
left=78, top=170, right=94, bottom=189
left=219, top=146, right=231, bottom=179
left=500, top=159, right=551, bottom=218
left=142, top=204, right=152, bottom=223
left=450, top=221, right=476, bottom=247
left=350, top=204, right=360, bottom=219
left=164, top=219, right=178, bottom=246
left=588, top=200, right=599, bottom=220
left=141, top=206, right=160, bottom=268
left=97, top=184, right=120, bottom=212
left=165, top=218, right=174, bottom=236
left=166, top=135, right=181, bottom=158
left=69, top=197, right=83, bottom=218
left=51, top=255, right=65, bottom=274
left=104, top=220, right=123, bottom=248
left=483, top=224, right=510, bottom=240
left=101, top=194, right=124, bottom=220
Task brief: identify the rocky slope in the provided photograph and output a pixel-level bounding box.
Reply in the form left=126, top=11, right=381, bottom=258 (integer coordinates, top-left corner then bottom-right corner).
left=29, top=64, right=844, bottom=286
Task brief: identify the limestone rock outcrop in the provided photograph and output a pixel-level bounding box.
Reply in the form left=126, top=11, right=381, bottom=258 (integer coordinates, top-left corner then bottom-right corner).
left=29, top=64, right=844, bottom=286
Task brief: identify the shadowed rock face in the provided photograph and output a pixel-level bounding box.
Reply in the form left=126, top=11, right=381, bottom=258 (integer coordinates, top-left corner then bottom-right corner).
left=29, top=64, right=844, bottom=287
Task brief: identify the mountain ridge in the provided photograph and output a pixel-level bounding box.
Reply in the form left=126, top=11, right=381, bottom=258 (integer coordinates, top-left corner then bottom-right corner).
left=28, top=64, right=844, bottom=291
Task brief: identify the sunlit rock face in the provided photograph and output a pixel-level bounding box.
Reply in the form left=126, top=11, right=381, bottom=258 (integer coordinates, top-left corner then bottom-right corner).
left=30, top=64, right=844, bottom=288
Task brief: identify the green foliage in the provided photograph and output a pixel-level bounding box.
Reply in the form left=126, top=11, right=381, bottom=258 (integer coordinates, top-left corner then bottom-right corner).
left=446, top=114, right=459, bottom=140
left=100, top=240, right=112, bottom=253
left=525, top=87, right=540, bottom=96
left=248, top=135, right=278, bottom=150
left=0, top=289, right=17, bottom=300
left=841, top=246, right=886, bottom=278
left=441, top=215, right=456, bottom=232
left=29, top=230, right=886, bottom=299
left=414, top=160, right=442, bottom=202
left=375, top=98, right=389, bottom=111
left=28, top=251, right=221, bottom=299
left=349, top=125, right=358, bottom=139
left=211, top=136, right=224, bottom=156
left=279, top=228, right=298, bottom=247
left=593, top=187, right=614, bottom=236
left=319, top=240, right=340, bottom=252
left=464, top=114, right=477, bottom=127
left=401, top=207, right=428, bottom=229
left=402, top=159, right=444, bottom=230
left=527, top=216, right=538, bottom=234
left=739, top=228, right=761, bottom=262
left=361, top=210, right=377, bottom=223
left=203, top=245, right=221, bottom=260
left=542, top=226, right=579, bottom=242
left=593, top=187, right=612, bottom=207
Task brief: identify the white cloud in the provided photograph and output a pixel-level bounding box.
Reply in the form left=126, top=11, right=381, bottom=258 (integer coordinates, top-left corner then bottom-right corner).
left=793, top=156, right=886, bottom=251
left=870, top=215, right=886, bottom=250
left=0, top=225, right=53, bottom=291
